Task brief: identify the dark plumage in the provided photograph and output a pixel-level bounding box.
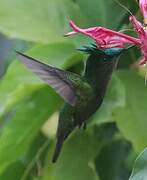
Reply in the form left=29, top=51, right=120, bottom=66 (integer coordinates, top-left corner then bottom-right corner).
left=17, top=45, right=132, bottom=163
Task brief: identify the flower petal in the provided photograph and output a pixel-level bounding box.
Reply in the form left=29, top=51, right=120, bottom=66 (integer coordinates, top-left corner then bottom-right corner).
left=139, top=0, right=147, bottom=18
left=129, top=16, right=145, bottom=38
left=130, top=15, right=147, bottom=65
left=65, top=20, right=141, bottom=49
left=139, top=57, right=147, bottom=65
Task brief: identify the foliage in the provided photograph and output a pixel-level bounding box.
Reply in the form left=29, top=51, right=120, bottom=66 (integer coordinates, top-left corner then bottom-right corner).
left=0, top=0, right=147, bottom=179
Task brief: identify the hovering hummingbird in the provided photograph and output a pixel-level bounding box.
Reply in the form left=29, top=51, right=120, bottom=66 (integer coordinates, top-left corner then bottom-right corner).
left=17, top=44, right=132, bottom=163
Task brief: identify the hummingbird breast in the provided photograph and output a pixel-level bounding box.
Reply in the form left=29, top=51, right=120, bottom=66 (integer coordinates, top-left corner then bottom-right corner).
left=73, top=92, right=104, bottom=126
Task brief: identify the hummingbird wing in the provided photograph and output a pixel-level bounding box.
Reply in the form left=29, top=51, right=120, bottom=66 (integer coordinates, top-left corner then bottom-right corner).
left=17, top=52, right=80, bottom=106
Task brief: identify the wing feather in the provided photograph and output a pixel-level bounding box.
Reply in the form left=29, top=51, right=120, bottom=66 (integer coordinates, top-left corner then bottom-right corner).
left=17, top=52, right=77, bottom=106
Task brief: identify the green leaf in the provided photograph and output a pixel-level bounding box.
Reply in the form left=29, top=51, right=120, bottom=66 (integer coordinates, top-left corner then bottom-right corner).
left=114, top=70, right=147, bottom=151
left=26, top=42, right=83, bottom=68
left=0, top=87, right=62, bottom=173
left=129, top=148, right=147, bottom=180
left=0, top=0, right=84, bottom=43
left=41, top=131, right=100, bottom=180
left=0, top=0, right=138, bottom=44
left=0, top=134, right=49, bottom=180
left=31, top=123, right=117, bottom=180
left=73, top=0, right=138, bottom=29
left=96, top=139, right=131, bottom=180
left=0, top=161, right=25, bottom=180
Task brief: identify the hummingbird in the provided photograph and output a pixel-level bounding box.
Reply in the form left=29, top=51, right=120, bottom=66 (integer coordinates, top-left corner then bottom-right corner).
left=17, top=44, right=132, bottom=163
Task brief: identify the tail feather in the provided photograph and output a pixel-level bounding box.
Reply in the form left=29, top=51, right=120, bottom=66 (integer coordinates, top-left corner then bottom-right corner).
left=52, top=137, right=64, bottom=163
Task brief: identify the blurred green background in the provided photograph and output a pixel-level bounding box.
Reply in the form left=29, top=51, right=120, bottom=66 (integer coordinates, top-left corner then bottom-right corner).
left=0, top=0, right=147, bottom=179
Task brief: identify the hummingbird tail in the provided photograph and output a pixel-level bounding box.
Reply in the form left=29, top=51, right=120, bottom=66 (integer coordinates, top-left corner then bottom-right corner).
left=52, top=137, right=64, bottom=163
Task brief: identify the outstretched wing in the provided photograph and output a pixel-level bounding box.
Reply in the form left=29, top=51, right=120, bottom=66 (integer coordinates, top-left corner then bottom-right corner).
left=17, top=52, right=78, bottom=106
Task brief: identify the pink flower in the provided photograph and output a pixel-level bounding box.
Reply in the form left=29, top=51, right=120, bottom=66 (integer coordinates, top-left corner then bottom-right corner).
left=65, top=1, right=147, bottom=65
left=65, top=18, right=147, bottom=65
left=139, top=0, right=147, bottom=18
left=129, top=15, right=147, bottom=65
left=65, top=21, right=140, bottom=49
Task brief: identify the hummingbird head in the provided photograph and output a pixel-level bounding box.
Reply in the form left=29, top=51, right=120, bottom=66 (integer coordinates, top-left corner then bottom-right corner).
left=78, top=44, right=134, bottom=58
